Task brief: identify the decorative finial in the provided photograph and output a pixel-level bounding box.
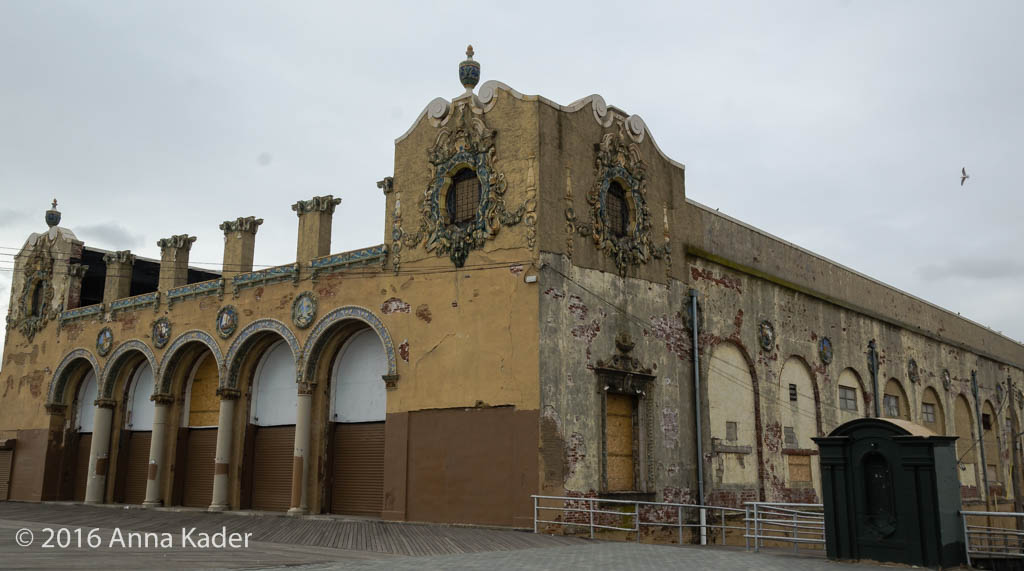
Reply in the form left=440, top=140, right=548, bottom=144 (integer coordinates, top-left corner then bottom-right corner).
left=459, top=45, right=480, bottom=93
left=45, top=198, right=61, bottom=228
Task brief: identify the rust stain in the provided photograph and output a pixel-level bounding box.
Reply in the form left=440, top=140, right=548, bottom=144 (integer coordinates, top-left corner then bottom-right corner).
left=415, top=304, right=432, bottom=323
left=690, top=266, right=743, bottom=294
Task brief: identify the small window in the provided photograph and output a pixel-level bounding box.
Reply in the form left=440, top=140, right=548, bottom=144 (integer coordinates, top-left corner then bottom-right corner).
left=30, top=282, right=43, bottom=316
left=839, top=386, right=858, bottom=411
left=605, top=182, right=629, bottom=238
left=446, top=169, right=480, bottom=225
left=789, top=384, right=798, bottom=402
left=783, top=426, right=797, bottom=448
left=883, top=395, right=900, bottom=418
left=726, top=421, right=738, bottom=442
left=982, top=413, right=992, bottom=431
left=922, top=403, right=936, bottom=424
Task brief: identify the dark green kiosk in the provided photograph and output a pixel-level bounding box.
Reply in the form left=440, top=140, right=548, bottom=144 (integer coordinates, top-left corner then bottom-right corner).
left=813, top=418, right=965, bottom=568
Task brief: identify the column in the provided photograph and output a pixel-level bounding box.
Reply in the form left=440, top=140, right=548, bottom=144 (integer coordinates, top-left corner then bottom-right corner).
left=102, top=250, right=134, bottom=303
left=157, top=234, right=196, bottom=291
left=292, top=195, right=340, bottom=264
left=218, top=216, right=263, bottom=279
left=83, top=398, right=116, bottom=504
left=208, top=387, right=238, bottom=512
left=142, top=395, right=174, bottom=507
left=288, top=383, right=313, bottom=516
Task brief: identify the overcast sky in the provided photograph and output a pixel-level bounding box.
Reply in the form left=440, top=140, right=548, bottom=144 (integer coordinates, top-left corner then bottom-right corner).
left=2, top=1, right=1022, bottom=359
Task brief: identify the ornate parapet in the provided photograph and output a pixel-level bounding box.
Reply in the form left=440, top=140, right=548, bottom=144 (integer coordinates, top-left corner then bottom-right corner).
left=59, top=303, right=104, bottom=325
left=166, top=278, right=224, bottom=307
left=231, top=263, right=299, bottom=296
left=108, top=291, right=160, bottom=315
left=310, top=245, right=388, bottom=280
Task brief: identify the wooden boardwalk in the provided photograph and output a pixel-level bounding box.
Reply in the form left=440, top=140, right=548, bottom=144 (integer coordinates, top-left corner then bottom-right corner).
left=0, top=502, right=582, bottom=557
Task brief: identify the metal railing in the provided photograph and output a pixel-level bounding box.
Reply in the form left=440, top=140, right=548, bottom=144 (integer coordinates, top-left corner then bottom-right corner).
left=744, top=502, right=825, bottom=552
left=531, top=495, right=746, bottom=546
left=961, top=510, right=1024, bottom=567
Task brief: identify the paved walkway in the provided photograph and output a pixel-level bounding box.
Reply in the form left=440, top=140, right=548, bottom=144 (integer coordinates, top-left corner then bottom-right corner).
left=0, top=502, right=929, bottom=569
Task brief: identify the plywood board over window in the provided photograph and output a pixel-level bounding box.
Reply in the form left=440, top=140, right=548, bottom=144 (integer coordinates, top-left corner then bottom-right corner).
left=605, top=394, right=635, bottom=491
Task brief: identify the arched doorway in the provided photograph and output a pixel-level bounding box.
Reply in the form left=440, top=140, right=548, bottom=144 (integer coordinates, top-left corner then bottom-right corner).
left=116, top=362, right=154, bottom=504
left=248, top=340, right=296, bottom=512
left=329, top=328, right=387, bottom=516
left=73, top=370, right=98, bottom=502
left=176, top=352, right=219, bottom=508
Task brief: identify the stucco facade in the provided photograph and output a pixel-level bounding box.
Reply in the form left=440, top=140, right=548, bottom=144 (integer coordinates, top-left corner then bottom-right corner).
left=2, top=51, right=1022, bottom=526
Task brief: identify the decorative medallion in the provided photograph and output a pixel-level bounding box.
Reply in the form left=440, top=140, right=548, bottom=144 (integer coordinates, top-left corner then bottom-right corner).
left=97, top=327, right=114, bottom=357
left=565, top=120, right=667, bottom=277
left=398, top=101, right=525, bottom=268
left=907, top=358, right=920, bottom=384
left=151, top=317, right=171, bottom=349
left=819, top=337, right=833, bottom=365
left=997, top=383, right=1005, bottom=404
left=216, top=305, right=238, bottom=339
left=942, top=369, right=952, bottom=391
left=292, top=292, right=318, bottom=329
left=758, top=320, right=775, bottom=352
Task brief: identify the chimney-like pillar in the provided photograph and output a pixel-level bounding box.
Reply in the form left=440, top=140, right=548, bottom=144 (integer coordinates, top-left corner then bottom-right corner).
left=66, top=263, right=90, bottom=309
left=292, top=195, right=340, bottom=264
left=157, top=234, right=196, bottom=290
left=102, top=250, right=134, bottom=304
left=218, top=216, right=263, bottom=279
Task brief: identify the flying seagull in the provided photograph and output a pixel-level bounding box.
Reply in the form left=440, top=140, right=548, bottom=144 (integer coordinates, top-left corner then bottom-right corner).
left=961, top=167, right=970, bottom=186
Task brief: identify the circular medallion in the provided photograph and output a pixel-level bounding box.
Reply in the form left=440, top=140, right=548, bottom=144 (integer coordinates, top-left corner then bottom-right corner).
left=819, top=337, right=833, bottom=365
left=216, top=305, right=238, bottom=339
left=758, top=320, right=775, bottom=352
left=152, top=317, right=171, bottom=349
left=997, top=383, right=1005, bottom=404
left=97, top=327, right=114, bottom=357
left=907, top=358, right=920, bottom=384
left=292, top=292, right=318, bottom=330
left=942, top=369, right=952, bottom=391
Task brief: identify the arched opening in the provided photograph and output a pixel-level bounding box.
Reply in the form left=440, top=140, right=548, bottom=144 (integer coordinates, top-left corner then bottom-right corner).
left=883, top=379, right=910, bottom=421
left=837, top=368, right=866, bottom=425
left=328, top=328, right=387, bottom=516
left=779, top=357, right=820, bottom=497
left=115, top=361, right=154, bottom=504
left=954, top=394, right=978, bottom=490
left=164, top=346, right=220, bottom=509
left=72, top=370, right=98, bottom=502
left=707, top=343, right=758, bottom=489
left=30, top=281, right=44, bottom=317
left=246, top=339, right=297, bottom=512
left=920, top=387, right=946, bottom=435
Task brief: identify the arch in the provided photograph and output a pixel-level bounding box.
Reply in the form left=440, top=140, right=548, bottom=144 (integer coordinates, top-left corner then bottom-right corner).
left=100, top=340, right=157, bottom=399
left=74, top=370, right=99, bottom=433
left=982, top=400, right=1002, bottom=487
left=124, top=360, right=156, bottom=431
left=706, top=341, right=761, bottom=489
left=157, top=330, right=225, bottom=395
left=953, top=393, right=978, bottom=488
left=836, top=368, right=867, bottom=422
left=250, top=340, right=298, bottom=426
left=47, top=348, right=101, bottom=407
left=882, top=378, right=910, bottom=420
left=224, top=319, right=300, bottom=390
left=779, top=355, right=823, bottom=440
left=920, top=386, right=946, bottom=435
left=330, top=329, right=388, bottom=423
left=302, top=306, right=398, bottom=385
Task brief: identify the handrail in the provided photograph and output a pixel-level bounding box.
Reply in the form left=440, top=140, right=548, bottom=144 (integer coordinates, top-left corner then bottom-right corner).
left=960, top=509, right=1024, bottom=567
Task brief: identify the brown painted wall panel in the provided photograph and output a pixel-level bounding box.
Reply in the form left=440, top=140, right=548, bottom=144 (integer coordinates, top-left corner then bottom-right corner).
left=331, top=422, right=384, bottom=516
left=9, top=429, right=48, bottom=501
left=406, top=408, right=538, bottom=527
left=73, top=434, right=92, bottom=502
left=382, top=412, right=408, bottom=520
left=252, top=425, right=294, bottom=512
left=182, top=428, right=216, bottom=508
left=0, top=449, right=12, bottom=500
left=121, top=432, right=151, bottom=505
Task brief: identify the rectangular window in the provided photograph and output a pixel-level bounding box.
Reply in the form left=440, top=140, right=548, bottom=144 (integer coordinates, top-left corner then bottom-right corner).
left=922, top=403, right=936, bottom=424
left=789, top=384, right=798, bottom=402
left=605, top=393, right=636, bottom=492
left=839, top=386, right=858, bottom=411
left=726, top=421, right=738, bottom=442
left=783, top=426, right=797, bottom=449
left=884, top=395, right=900, bottom=418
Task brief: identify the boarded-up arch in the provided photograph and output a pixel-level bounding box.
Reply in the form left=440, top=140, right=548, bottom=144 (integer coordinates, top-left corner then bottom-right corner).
left=836, top=368, right=866, bottom=425
left=954, top=394, right=977, bottom=489
left=883, top=378, right=910, bottom=420
left=707, top=342, right=759, bottom=488
left=920, top=387, right=945, bottom=435
left=778, top=356, right=821, bottom=496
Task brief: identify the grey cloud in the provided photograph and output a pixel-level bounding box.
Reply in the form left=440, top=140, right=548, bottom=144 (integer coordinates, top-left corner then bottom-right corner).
left=917, top=259, right=1024, bottom=281
left=75, top=223, right=146, bottom=251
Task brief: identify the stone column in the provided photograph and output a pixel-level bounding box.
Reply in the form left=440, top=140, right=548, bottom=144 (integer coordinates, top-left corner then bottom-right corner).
left=219, top=216, right=263, bottom=280
left=208, top=387, right=239, bottom=512
left=292, top=195, right=340, bottom=264
left=288, top=382, right=313, bottom=516
left=65, top=263, right=89, bottom=309
left=102, top=250, right=134, bottom=304
left=84, top=398, right=116, bottom=504
left=157, top=235, right=196, bottom=291
left=142, top=395, right=174, bottom=507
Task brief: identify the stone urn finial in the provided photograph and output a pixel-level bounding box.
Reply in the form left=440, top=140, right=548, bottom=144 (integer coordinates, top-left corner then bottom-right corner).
left=459, top=44, right=480, bottom=93
left=45, top=198, right=61, bottom=228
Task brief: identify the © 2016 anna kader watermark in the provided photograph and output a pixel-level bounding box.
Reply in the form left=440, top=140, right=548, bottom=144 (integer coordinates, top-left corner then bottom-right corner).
left=14, top=526, right=253, bottom=549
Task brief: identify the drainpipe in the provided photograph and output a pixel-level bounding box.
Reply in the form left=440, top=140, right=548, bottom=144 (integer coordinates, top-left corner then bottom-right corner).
left=1007, top=376, right=1023, bottom=519
left=690, top=289, right=706, bottom=545
left=867, top=340, right=880, bottom=418
left=972, top=371, right=992, bottom=512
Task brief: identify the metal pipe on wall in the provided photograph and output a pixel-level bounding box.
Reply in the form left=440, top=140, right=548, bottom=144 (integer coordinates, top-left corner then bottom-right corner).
left=868, top=340, right=880, bottom=418
left=690, top=289, right=707, bottom=545
left=972, top=370, right=992, bottom=512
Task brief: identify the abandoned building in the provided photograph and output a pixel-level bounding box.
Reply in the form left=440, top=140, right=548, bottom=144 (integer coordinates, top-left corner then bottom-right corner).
left=1, top=49, right=1022, bottom=527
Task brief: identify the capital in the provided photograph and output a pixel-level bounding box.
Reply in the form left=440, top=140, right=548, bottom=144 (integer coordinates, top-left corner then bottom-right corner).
left=291, top=195, right=341, bottom=217
left=156, top=234, right=197, bottom=251
left=102, top=250, right=135, bottom=265
left=216, top=386, right=241, bottom=400
left=219, top=216, right=264, bottom=236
